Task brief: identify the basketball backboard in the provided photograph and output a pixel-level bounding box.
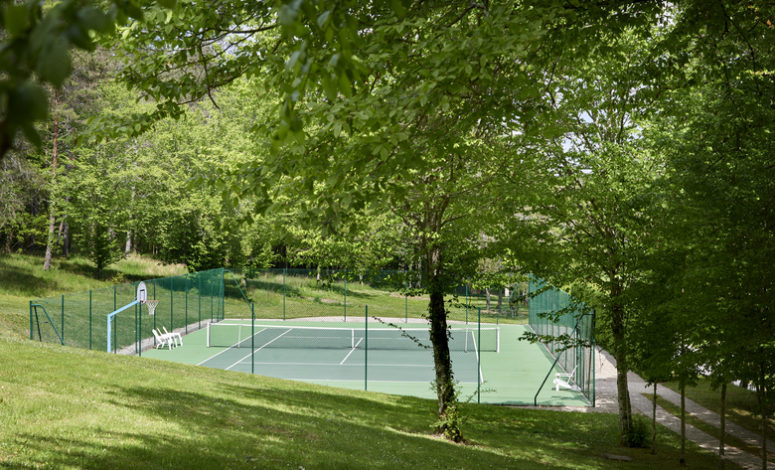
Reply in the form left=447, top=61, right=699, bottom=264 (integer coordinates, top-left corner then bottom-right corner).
left=136, top=281, right=148, bottom=303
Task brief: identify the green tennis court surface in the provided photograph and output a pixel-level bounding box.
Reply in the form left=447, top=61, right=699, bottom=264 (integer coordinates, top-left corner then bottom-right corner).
left=144, top=319, right=591, bottom=406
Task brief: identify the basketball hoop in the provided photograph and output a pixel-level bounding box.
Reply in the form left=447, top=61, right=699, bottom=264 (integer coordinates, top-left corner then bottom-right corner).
left=145, top=299, right=159, bottom=316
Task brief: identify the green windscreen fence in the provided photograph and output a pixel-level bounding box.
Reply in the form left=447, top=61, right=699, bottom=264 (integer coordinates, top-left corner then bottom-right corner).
left=225, top=268, right=529, bottom=325
left=528, top=276, right=596, bottom=405
left=30, top=268, right=226, bottom=354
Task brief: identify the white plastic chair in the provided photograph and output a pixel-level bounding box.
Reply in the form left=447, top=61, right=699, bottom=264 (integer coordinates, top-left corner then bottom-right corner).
left=553, top=366, right=581, bottom=392
left=152, top=328, right=173, bottom=350
left=163, top=326, right=183, bottom=347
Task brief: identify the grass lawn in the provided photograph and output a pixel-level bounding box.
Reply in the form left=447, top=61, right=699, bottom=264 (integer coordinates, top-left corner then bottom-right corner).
left=0, top=333, right=732, bottom=470
left=661, top=378, right=775, bottom=446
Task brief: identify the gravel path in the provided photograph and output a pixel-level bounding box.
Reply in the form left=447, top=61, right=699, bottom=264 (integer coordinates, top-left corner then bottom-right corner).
left=594, top=348, right=773, bottom=469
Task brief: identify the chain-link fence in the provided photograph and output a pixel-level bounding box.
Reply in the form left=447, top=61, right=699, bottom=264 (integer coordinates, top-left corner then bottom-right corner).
left=227, top=268, right=528, bottom=324
left=30, top=268, right=225, bottom=354
left=528, top=276, right=595, bottom=405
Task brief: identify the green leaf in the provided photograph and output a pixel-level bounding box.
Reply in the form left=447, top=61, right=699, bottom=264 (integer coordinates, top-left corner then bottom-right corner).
left=278, top=0, right=302, bottom=26
left=66, top=24, right=94, bottom=50
left=77, top=6, right=112, bottom=33
left=9, top=81, right=48, bottom=122
left=4, top=4, right=29, bottom=37
left=20, top=122, right=42, bottom=148
left=391, top=0, right=407, bottom=18
left=317, top=10, right=331, bottom=29
left=287, top=49, right=302, bottom=70
left=37, top=40, right=72, bottom=87
left=157, top=0, right=177, bottom=9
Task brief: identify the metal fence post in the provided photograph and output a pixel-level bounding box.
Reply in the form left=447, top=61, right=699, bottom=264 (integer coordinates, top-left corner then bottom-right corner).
left=465, top=284, right=469, bottom=325
left=60, top=294, right=64, bottom=343
left=478, top=307, right=481, bottom=404
left=251, top=303, right=255, bottom=375
left=185, top=276, right=189, bottom=334
left=139, top=301, right=142, bottom=357
left=89, top=290, right=93, bottom=350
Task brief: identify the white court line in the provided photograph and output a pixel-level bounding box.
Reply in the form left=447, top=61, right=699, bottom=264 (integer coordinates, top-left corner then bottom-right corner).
left=196, top=327, right=269, bottom=366
left=226, top=329, right=292, bottom=370
left=294, top=378, right=480, bottom=384
left=339, top=338, right=363, bottom=364
left=241, top=361, right=432, bottom=367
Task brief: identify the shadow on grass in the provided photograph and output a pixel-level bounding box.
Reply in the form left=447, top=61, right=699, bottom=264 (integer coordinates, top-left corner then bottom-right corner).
left=9, top=384, right=558, bottom=470
left=56, top=258, right=150, bottom=283
left=11, top=377, right=725, bottom=470
left=0, top=263, right=60, bottom=297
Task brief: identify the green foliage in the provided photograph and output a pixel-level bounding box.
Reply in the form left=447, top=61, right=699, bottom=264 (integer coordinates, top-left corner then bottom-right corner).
left=0, top=0, right=165, bottom=157
left=434, top=399, right=465, bottom=443
left=85, top=220, right=121, bottom=274
left=626, top=415, right=652, bottom=449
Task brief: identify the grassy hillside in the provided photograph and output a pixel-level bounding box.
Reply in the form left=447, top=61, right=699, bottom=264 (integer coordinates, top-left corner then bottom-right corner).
left=0, top=254, right=186, bottom=338
left=0, top=333, right=728, bottom=470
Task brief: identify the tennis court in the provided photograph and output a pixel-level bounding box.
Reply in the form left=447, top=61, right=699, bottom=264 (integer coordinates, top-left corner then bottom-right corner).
left=143, top=318, right=592, bottom=406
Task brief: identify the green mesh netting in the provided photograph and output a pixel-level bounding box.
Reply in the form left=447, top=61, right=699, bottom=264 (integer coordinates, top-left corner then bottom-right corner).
left=30, top=268, right=225, bottom=354
left=528, top=276, right=595, bottom=405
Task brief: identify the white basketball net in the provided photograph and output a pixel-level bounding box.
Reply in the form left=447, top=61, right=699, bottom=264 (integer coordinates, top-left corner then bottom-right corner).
left=145, top=299, right=159, bottom=316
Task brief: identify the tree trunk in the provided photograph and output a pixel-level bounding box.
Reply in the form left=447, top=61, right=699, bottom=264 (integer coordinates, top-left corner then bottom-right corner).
left=125, top=230, right=132, bottom=257
left=758, top=359, right=768, bottom=470
left=485, top=288, right=491, bottom=310
left=680, top=376, right=686, bottom=466
left=611, top=300, right=632, bottom=445
left=62, top=221, right=69, bottom=257
left=720, top=381, right=726, bottom=470
left=43, top=90, right=60, bottom=272
left=56, top=218, right=64, bottom=246
left=652, top=383, right=657, bottom=454
left=425, top=245, right=461, bottom=442
left=496, top=290, right=503, bottom=310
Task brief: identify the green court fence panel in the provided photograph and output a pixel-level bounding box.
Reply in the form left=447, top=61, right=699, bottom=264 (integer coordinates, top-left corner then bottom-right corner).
left=528, top=276, right=596, bottom=406
left=225, top=268, right=529, bottom=325
left=30, top=268, right=226, bottom=354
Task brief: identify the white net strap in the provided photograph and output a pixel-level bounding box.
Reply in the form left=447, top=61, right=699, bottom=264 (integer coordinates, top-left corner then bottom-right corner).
left=145, top=299, right=159, bottom=316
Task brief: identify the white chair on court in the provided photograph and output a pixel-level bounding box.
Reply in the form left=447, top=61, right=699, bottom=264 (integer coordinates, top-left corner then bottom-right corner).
left=553, top=365, right=581, bottom=392
left=152, top=328, right=174, bottom=349
left=163, top=326, right=183, bottom=347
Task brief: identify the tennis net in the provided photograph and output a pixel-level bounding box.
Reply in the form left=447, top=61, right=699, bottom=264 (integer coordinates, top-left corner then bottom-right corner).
left=206, top=323, right=499, bottom=353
